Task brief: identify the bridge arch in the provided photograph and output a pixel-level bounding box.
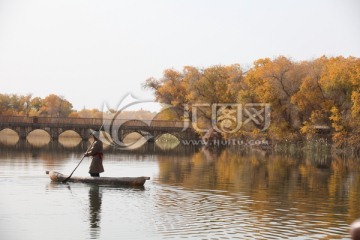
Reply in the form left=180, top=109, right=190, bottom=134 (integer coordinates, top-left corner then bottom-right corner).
left=59, top=130, right=82, bottom=139
left=0, top=127, right=20, bottom=138
left=28, top=128, right=51, bottom=137
left=0, top=116, right=198, bottom=143
left=0, top=128, right=18, bottom=135
left=58, top=130, right=83, bottom=148
left=117, top=130, right=152, bottom=143
left=155, top=133, right=181, bottom=142
left=118, top=119, right=151, bottom=130
left=0, top=128, right=20, bottom=145
left=155, top=133, right=180, bottom=150
left=115, top=120, right=152, bottom=141
left=122, top=131, right=143, bottom=140
left=27, top=129, right=51, bottom=147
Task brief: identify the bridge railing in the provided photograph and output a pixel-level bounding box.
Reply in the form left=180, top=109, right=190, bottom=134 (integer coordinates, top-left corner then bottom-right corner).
left=0, top=116, right=102, bottom=126
left=35, top=117, right=102, bottom=125
left=0, top=115, right=33, bottom=123
left=151, top=120, right=190, bottom=128
left=0, top=116, right=191, bottom=129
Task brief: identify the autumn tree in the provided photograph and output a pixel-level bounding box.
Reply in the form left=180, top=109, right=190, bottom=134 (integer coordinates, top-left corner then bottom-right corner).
left=291, top=57, right=333, bottom=138
left=144, top=67, right=192, bottom=119
left=69, top=108, right=103, bottom=118
left=323, top=57, right=360, bottom=150
left=0, top=93, right=34, bottom=116
left=145, top=55, right=360, bottom=152
left=0, top=94, right=12, bottom=115
left=40, top=94, right=73, bottom=117
left=291, top=56, right=360, bottom=151
left=144, top=64, right=244, bottom=136
left=239, top=56, right=304, bottom=141
left=29, top=97, right=43, bottom=116
left=188, top=64, right=243, bottom=135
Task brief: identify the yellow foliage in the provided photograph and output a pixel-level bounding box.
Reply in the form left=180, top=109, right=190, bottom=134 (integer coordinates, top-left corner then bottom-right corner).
left=144, top=56, right=360, bottom=150
left=329, top=106, right=344, bottom=132
left=351, top=90, right=360, bottom=118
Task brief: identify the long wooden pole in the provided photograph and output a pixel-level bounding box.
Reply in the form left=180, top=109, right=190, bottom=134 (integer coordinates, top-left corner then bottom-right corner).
left=62, top=137, right=95, bottom=183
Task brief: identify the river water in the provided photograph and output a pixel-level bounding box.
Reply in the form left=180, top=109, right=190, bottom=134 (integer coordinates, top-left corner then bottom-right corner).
left=0, top=136, right=359, bottom=240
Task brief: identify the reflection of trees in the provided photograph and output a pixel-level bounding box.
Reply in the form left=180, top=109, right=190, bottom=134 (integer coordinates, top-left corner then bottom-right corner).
left=157, top=147, right=360, bottom=224
left=0, top=140, right=88, bottom=168
left=89, top=186, right=102, bottom=239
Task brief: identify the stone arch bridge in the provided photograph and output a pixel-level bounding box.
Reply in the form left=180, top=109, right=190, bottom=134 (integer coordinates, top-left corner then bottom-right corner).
left=0, top=116, right=199, bottom=142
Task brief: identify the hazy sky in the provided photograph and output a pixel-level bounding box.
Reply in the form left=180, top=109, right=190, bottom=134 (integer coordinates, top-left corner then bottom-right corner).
left=0, top=0, right=359, bottom=111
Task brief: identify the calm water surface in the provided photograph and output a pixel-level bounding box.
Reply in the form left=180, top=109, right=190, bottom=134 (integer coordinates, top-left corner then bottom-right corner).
left=0, top=138, right=359, bottom=240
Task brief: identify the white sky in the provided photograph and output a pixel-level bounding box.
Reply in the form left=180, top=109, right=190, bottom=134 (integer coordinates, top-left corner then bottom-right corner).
left=0, top=0, right=359, bottom=111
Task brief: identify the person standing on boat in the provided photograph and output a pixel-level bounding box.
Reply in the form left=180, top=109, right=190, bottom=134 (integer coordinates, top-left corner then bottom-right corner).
left=85, top=130, right=104, bottom=177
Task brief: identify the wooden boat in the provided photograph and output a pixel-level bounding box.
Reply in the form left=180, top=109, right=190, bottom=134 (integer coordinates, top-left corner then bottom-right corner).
left=46, top=171, right=150, bottom=186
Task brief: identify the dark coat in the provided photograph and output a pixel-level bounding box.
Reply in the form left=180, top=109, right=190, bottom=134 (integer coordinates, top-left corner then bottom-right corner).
left=86, top=139, right=104, bottom=174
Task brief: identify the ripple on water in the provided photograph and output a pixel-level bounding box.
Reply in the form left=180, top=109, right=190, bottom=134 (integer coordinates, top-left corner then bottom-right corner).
left=0, top=145, right=358, bottom=240
left=148, top=184, right=353, bottom=239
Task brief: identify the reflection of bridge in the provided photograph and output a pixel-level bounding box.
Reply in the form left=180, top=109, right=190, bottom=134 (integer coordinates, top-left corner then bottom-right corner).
left=0, top=140, right=199, bottom=156
left=0, top=116, right=198, bottom=141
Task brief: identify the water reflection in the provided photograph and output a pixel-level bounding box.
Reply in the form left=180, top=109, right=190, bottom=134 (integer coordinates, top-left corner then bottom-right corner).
left=0, top=129, right=19, bottom=145
left=1, top=136, right=359, bottom=239
left=27, top=130, right=51, bottom=147
left=0, top=129, right=192, bottom=152
left=0, top=139, right=88, bottom=166
left=0, top=137, right=199, bottom=159
left=89, top=185, right=102, bottom=239
left=58, top=136, right=82, bottom=148
left=155, top=140, right=180, bottom=151
left=155, top=147, right=360, bottom=238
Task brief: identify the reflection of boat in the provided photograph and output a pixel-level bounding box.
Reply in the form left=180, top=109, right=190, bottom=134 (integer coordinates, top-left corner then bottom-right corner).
left=88, top=185, right=102, bottom=239
left=46, top=171, right=150, bottom=186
